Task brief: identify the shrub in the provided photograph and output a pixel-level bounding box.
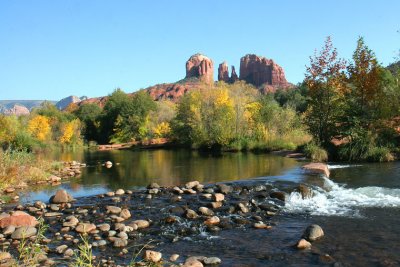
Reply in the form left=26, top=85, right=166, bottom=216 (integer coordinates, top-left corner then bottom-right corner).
left=366, top=146, right=394, bottom=162
left=304, top=142, right=328, bottom=162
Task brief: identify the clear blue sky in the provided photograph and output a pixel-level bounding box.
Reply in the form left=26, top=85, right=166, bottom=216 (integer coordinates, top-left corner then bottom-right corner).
left=0, top=0, right=399, bottom=100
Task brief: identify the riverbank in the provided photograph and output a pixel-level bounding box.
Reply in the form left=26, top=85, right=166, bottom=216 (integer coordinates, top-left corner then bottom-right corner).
left=0, top=176, right=326, bottom=267
left=0, top=150, right=85, bottom=203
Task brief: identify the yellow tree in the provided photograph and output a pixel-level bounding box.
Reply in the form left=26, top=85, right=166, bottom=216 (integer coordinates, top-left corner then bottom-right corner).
left=59, top=119, right=81, bottom=144
left=27, top=115, right=51, bottom=141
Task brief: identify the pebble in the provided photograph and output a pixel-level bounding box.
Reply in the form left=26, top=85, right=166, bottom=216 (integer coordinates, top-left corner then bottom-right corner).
left=303, top=224, right=324, bottom=241
left=144, top=250, right=162, bottom=263
left=56, top=244, right=68, bottom=254
left=198, top=207, right=214, bottom=216
left=213, top=193, right=225, bottom=202
left=296, top=238, right=312, bottom=249
left=115, top=189, right=125, bottom=195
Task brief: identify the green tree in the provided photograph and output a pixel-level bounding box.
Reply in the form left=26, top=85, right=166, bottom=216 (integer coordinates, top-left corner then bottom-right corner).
left=304, top=36, right=347, bottom=146
left=75, top=103, right=102, bottom=142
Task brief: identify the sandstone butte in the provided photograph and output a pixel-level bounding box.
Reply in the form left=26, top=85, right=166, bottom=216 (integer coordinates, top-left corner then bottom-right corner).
left=78, top=53, right=293, bottom=106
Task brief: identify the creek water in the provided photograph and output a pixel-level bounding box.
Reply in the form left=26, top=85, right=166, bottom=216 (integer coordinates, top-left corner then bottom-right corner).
left=22, top=149, right=400, bottom=266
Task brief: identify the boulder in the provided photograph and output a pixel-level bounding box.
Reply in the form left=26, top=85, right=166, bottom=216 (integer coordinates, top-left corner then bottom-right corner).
left=50, top=189, right=73, bottom=204
left=11, top=226, right=37, bottom=239
left=0, top=211, right=38, bottom=228
left=297, top=184, right=313, bottom=199
left=270, top=191, right=286, bottom=202
left=302, top=163, right=330, bottom=177
left=303, top=224, right=324, bottom=241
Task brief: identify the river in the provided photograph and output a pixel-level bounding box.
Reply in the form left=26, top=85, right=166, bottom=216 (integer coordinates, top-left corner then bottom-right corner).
left=21, top=149, right=400, bottom=266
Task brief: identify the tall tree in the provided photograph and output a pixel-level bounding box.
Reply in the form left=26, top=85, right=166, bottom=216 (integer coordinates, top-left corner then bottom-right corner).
left=304, top=36, right=347, bottom=146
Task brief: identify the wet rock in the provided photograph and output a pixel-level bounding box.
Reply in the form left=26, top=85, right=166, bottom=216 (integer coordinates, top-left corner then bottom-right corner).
left=34, top=201, right=46, bottom=209
left=297, top=184, right=313, bottom=199
left=213, top=193, right=225, bottom=202
left=49, top=204, right=60, bottom=211
left=50, top=189, right=73, bottom=204
left=64, top=248, right=74, bottom=257
left=170, top=254, right=179, bottom=262
left=105, top=161, right=113, bottom=168
left=148, top=188, right=159, bottom=194
left=204, top=257, right=222, bottom=265
left=117, top=232, right=128, bottom=240
left=0, top=211, right=38, bottom=228
left=185, top=181, right=200, bottom=189
left=303, top=163, right=330, bottom=177
left=63, top=216, right=79, bottom=227
left=11, top=226, right=37, bottom=239
left=198, top=207, right=214, bottom=216
left=184, top=257, right=204, bottom=267
left=115, top=189, right=125, bottom=195
left=75, top=223, right=96, bottom=234
left=296, top=238, right=312, bottom=249
left=205, top=216, right=220, bottom=226
left=148, top=182, right=160, bottom=189
left=56, top=244, right=68, bottom=254
left=270, top=191, right=286, bottom=202
left=106, top=191, right=115, bottom=197
left=106, top=206, right=122, bottom=214
left=210, top=202, right=223, bottom=209
left=44, top=212, right=63, bottom=217
left=237, top=203, right=249, bottom=213
left=97, top=223, right=111, bottom=232
left=254, top=222, right=272, bottom=229
left=144, top=250, right=162, bottom=263
left=217, top=184, right=233, bottom=194
left=303, top=224, right=324, bottom=241
left=173, top=186, right=184, bottom=194
left=113, top=238, right=127, bottom=247
left=186, top=209, right=199, bottom=219
left=132, top=220, right=150, bottom=229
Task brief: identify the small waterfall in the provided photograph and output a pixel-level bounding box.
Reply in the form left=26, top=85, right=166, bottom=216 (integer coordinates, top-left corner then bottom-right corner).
left=285, top=165, right=400, bottom=216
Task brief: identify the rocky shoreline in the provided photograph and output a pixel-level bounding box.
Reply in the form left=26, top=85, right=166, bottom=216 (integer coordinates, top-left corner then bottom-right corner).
left=0, top=161, right=85, bottom=204
left=0, top=163, right=328, bottom=267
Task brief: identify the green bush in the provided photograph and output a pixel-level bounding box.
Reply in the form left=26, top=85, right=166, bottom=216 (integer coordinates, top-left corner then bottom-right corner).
left=366, top=146, right=394, bottom=162
left=304, top=142, right=328, bottom=162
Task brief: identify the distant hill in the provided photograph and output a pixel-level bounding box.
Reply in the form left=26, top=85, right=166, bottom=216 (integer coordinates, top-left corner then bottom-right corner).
left=0, top=100, right=56, bottom=111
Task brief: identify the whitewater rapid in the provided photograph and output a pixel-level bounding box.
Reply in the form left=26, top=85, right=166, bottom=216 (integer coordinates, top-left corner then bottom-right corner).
left=284, top=164, right=400, bottom=216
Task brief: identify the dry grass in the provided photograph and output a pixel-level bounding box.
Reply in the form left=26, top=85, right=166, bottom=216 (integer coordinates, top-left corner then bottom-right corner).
left=0, top=149, right=57, bottom=191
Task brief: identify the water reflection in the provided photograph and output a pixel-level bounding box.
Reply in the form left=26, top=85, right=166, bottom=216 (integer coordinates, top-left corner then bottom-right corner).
left=25, top=149, right=300, bottom=202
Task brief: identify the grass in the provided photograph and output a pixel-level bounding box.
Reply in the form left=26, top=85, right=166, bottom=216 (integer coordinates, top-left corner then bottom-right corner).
left=72, top=234, right=97, bottom=267
left=15, top=217, right=48, bottom=266
left=0, top=149, right=59, bottom=191
left=303, top=142, right=328, bottom=162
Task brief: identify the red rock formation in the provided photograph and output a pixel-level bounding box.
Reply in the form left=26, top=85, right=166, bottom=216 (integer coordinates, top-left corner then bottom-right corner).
left=185, top=54, right=214, bottom=84
left=145, top=80, right=204, bottom=102
left=239, top=54, right=291, bottom=92
left=218, top=62, right=230, bottom=82
left=231, top=66, right=239, bottom=82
